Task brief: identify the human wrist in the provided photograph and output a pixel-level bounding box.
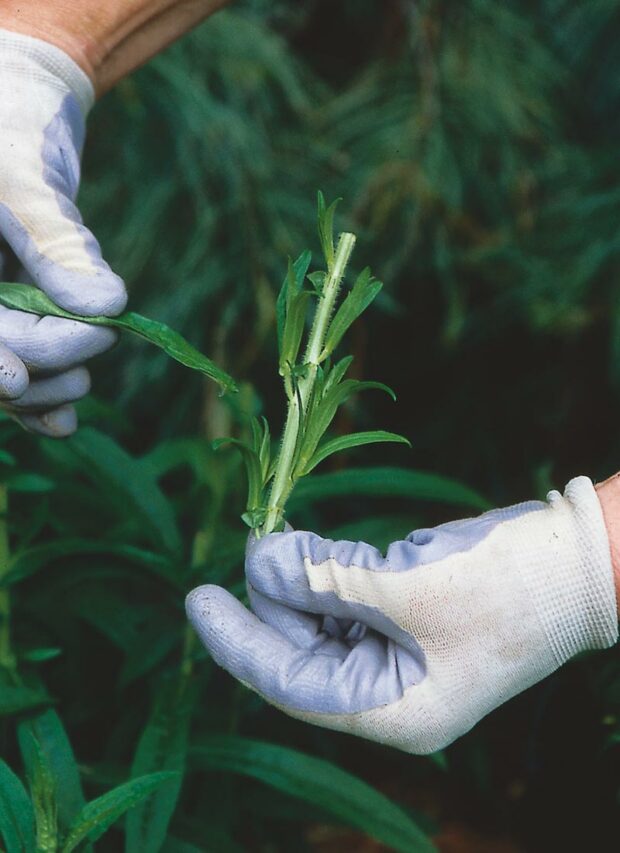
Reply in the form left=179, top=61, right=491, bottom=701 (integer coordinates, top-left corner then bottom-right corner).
left=595, top=472, right=620, bottom=617
left=0, top=0, right=230, bottom=95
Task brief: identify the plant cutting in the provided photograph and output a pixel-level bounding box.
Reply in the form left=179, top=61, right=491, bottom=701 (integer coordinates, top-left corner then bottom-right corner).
left=216, top=193, right=410, bottom=536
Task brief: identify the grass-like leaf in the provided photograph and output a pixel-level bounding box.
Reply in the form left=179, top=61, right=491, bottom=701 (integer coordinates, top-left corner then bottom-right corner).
left=0, top=686, right=50, bottom=716
left=126, top=684, right=194, bottom=853
left=321, top=268, right=383, bottom=358
left=193, top=736, right=435, bottom=853
left=18, top=711, right=85, bottom=833
left=0, top=760, right=36, bottom=853
left=61, top=772, right=179, bottom=852
left=276, top=251, right=311, bottom=352
left=0, top=283, right=237, bottom=394
left=303, top=430, right=411, bottom=474
left=289, top=466, right=492, bottom=511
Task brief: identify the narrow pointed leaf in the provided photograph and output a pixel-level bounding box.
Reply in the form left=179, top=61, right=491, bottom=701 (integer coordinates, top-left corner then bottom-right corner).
left=289, top=466, right=492, bottom=511
left=0, top=283, right=237, bottom=394
left=66, top=427, right=181, bottom=555
left=322, top=269, right=383, bottom=357
left=192, top=737, right=434, bottom=853
left=276, top=251, right=311, bottom=352
left=0, top=686, right=50, bottom=716
left=299, top=380, right=397, bottom=470
left=61, top=772, right=179, bottom=852
left=302, top=431, right=411, bottom=475
left=19, top=731, right=58, bottom=853
left=18, top=711, right=85, bottom=832
left=323, top=355, right=353, bottom=393
left=212, top=438, right=264, bottom=510
left=317, top=192, right=341, bottom=268
left=125, top=683, right=193, bottom=853
left=0, top=760, right=36, bottom=853
left=279, top=291, right=310, bottom=370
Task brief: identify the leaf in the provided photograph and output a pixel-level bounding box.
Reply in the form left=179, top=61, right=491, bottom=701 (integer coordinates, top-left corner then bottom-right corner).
left=125, top=682, right=194, bottom=853
left=289, top=466, right=492, bottom=511
left=322, top=268, right=383, bottom=358
left=276, top=251, right=311, bottom=352
left=6, top=539, right=178, bottom=587
left=18, top=730, right=58, bottom=853
left=192, top=737, right=435, bottom=853
left=212, top=437, right=264, bottom=512
left=317, top=192, right=341, bottom=269
left=279, top=290, right=310, bottom=370
left=17, top=710, right=85, bottom=832
left=298, top=380, right=397, bottom=472
left=0, top=283, right=237, bottom=394
left=119, top=622, right=179, bottom=688
left=66, top=428, right=181, bottom=555
left=0, top=686, right=50, bottom=716
left=0, top=760, right=36, bottom=853
left=0, top=449, right=16, bottom=467
left=302, top=431, right=411, bottom=475
left=21, top=648, right=62, bottom=664
left=6, top=474, right=55, bottom=494
left=323, top=355, right=353, bottom=393
left=61, top=772, right=179, bottom=853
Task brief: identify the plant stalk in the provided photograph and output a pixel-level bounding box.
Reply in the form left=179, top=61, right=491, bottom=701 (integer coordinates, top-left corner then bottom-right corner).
left=260, top=232, right=356, bottom=536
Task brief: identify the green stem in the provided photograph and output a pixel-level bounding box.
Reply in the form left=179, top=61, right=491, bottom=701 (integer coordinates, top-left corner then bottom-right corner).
left=0, top=483, right=15, bottom=674
left=260, top=232, right=356, bottom=536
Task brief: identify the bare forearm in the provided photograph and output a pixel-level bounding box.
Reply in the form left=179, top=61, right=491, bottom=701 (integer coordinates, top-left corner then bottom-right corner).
left=595, top=473, right=620, bottom=615
left=0, top=0, right=231, bottom=93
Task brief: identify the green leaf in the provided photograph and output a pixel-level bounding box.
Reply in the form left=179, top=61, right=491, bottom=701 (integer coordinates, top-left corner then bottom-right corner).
left=21, top=649, right=62, bottom=664
left=0, top=449, right=16, bottom=467
left=17, top=710, right=85, bottom=832
left=6, top=474, right=55, bottom=494
left=0, top=283, right=237, bottom=394
left=302, top=431, right=411, bottom=475
left=289, top=466, right=492, bottom=511
left=61, top=772, right=179, bottom=853
left=125, top=683, right=194, bottom=853
left=65, top=428, right=181, bottom=555
left=193, top=737, right=434, bottom=853
left=276, top=251, right=311, bottom=352
left=317, top=192, right=341, bottom=269
left=212, top=437, right=264, bottom=512
left=6, top=539, right=178, bottom=588
left=323, top=355, right=353, bottom=393
left=279, top=290, right=310, bottom=370
left=322, top=268, right=383, bottom=358
left=0, top=686, right=50, bottom=716
left=298, top=380, right=397, bottom=472
left=18, top=730, right=58, bottom=853
left=0, top=760, right=36, bottom=853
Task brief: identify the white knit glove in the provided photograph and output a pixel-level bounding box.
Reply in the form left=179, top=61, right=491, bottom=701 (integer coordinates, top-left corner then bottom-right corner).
left=187, top=476, right=619, bottom=754
left=0, top=30, right=126, bottom=436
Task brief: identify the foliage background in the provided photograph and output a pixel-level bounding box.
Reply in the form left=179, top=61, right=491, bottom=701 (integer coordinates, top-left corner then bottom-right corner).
left=2, top=0, right=620, bottom=850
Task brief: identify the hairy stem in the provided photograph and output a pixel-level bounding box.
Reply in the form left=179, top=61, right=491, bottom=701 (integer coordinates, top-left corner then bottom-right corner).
left=260, top=233, right=356, bottom=536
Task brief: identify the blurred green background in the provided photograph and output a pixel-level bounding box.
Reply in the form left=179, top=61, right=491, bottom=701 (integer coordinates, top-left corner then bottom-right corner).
left=3, top=1, right=620, bottom=850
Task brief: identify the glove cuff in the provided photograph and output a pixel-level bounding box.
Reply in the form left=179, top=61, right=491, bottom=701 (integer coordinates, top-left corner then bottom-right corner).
left=0, top=28, right=94, bottom=116
left=517, top=476, right=618, bottom=665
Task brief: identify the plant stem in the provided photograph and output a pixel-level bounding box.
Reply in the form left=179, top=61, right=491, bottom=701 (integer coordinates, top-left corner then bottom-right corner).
left=0, top=483, right=15, bottom=675
left=260, top=232, right=356, bottom=536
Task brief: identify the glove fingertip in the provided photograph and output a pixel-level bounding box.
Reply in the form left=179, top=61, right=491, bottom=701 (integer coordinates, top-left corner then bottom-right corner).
left=0, top=349, right=29, bottom=400
left=41, top=268, right=128, bottom=318
left=18, top=403, right=77, bottom=438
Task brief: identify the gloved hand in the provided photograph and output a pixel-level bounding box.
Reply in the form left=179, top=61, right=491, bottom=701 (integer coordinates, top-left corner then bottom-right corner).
left=0, top=29, right=126, bottom=437
left=187, top=476, right=618, bottom=754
